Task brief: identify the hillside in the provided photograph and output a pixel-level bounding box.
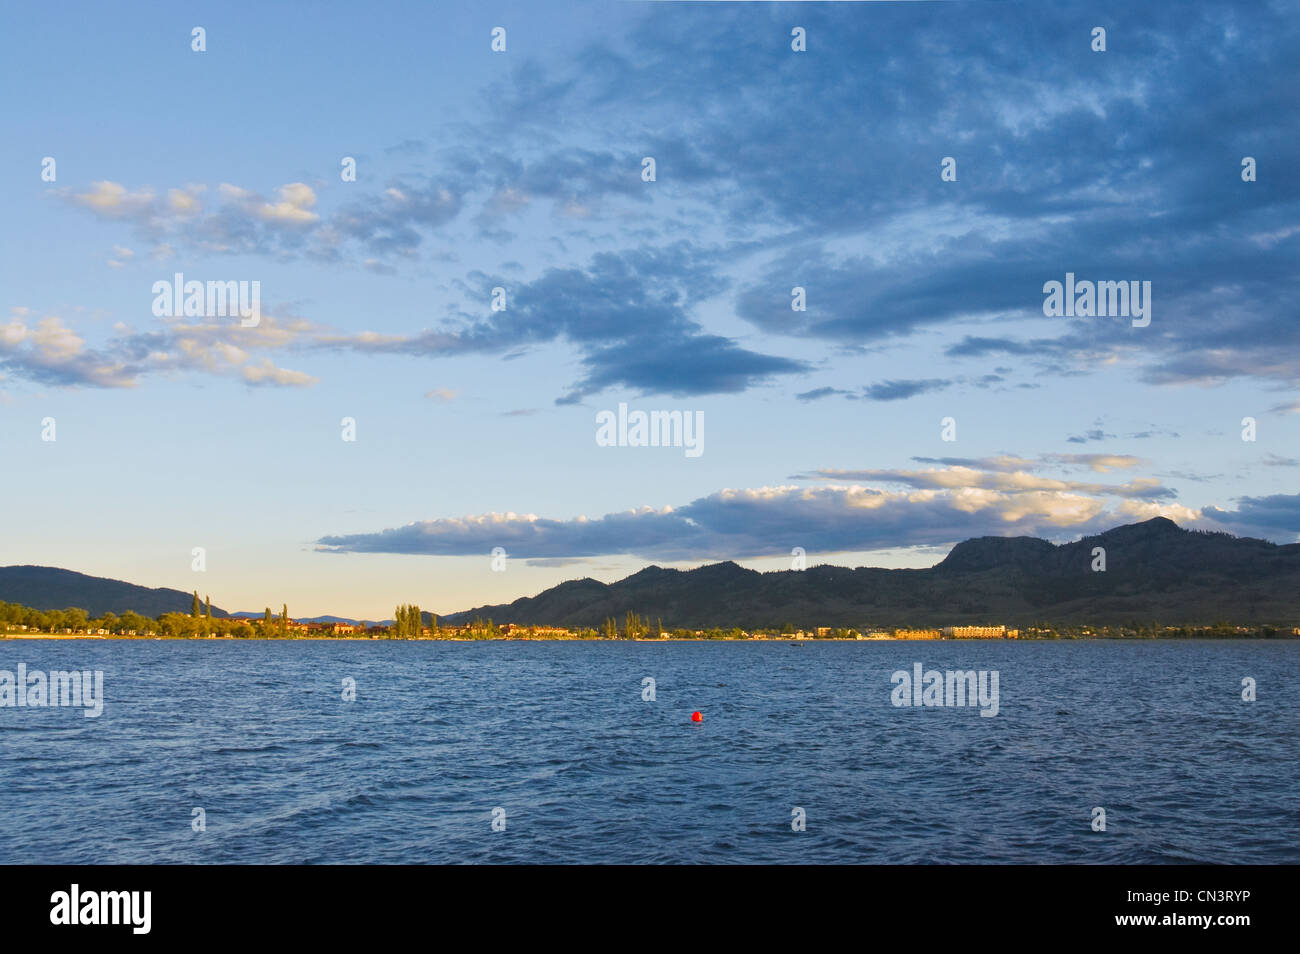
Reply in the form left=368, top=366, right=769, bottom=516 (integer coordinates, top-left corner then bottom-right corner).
left=5, top=518, right=1298, bottom=630
left=441, top=518, right=1300, bottom=629
left=0, top=566, right=229, bottom=619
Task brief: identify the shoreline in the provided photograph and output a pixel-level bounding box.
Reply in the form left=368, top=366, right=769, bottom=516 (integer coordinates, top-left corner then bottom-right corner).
left=2, top=634, right=1296, bottom=643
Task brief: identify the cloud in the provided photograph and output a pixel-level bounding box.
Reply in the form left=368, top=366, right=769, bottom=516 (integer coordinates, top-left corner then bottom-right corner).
left=1202, top=494, right=1300, bottom=541
left=316, top=243, right=809, bottom=401
left=69, top=181, right=156, bottom=220
left=317, top=480, right=1214, bottom=562
left=789, top=462, right=1170, bottom=499
left=533, top=1, right=1300, bottom=391
left=256, top=183, right=319, bottom=225
left=1039, top=454, right=1145, bottom=473
left=62, top=179, right=337, bottom=257
left=862, top=378, right=951, bottom=402
left=0, top=313, right=134, bottom=388
left=1067, top=428, right=1116, bottom=444
left=240, top=357, right=317, bottom=387
left=44, top=1, right=1300, bottom=403
left=1260, top=454, right=1300, bottom=468
left=906, top=453, right=1142, bottom=474
left=0, top=309, right=321, bottom=390
left=795, top=386, right=855, bottom=402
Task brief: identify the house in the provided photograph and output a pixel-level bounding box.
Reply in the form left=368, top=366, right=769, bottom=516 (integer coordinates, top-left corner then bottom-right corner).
left=944, top=625, right=1007, bottom=639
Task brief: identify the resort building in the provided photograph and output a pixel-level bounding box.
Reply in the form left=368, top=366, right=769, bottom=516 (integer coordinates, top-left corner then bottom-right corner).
left=944, top=625, right=1007, bottom=639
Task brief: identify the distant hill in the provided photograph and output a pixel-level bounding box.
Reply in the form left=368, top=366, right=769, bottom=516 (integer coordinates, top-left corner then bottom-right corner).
left=230, top=612, right=370, bottom=625
left=6, top=519, right=1298, bottom=630
left=440, top=518, right=1300, bottom=629
left=0, top=566, right=228, bottom=619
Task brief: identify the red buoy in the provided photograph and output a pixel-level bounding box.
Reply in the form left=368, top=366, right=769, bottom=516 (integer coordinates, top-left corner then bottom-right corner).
left=691, top=711, right=703, bottom=722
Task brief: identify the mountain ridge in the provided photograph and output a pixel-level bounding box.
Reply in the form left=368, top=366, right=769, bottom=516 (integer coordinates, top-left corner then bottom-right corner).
left=441, top=518, right=1300, bottom=628
left=0, top=565, right=229, bottom=619
left=4, top=519, right=1299, bottom=628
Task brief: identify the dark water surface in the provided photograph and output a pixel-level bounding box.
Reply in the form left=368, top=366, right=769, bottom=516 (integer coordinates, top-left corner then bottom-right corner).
left=2, top=639, right=1296, bottom=864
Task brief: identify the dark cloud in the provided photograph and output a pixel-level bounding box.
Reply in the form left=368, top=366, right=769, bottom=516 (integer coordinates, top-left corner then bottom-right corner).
left=1203, top=494, right=1300, bottom=541
left=862, top=378, right=951, bottom=401
left=50, top=1, right=1300, bottom=400
left=1067, top=428, right=1117, bottom=444
left=796, top=386, right=856, bottom=402
left=320, top=243, right=809, bottom=401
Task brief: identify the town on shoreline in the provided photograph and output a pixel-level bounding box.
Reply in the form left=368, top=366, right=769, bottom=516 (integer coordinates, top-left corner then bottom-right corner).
left=1, top=598, right=1296, bottom=642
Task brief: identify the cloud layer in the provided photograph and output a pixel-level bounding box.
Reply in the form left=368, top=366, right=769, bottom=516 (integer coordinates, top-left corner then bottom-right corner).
left=317, top=456, right=1296, bottom=562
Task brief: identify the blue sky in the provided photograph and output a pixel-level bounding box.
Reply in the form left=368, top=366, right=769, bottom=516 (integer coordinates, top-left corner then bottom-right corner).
left=2, top=0, right=1298, bottom=619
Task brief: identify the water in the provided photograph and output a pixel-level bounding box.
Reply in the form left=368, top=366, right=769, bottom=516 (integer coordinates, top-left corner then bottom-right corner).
left=1, top=639, right=1296, bottom=864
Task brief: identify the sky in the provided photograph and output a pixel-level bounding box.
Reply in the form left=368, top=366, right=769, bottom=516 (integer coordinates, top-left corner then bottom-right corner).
left=1, top=0, right=1298, bottom=620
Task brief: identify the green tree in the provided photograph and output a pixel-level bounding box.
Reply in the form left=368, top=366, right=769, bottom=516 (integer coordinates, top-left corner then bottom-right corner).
left=192, top=591, right=201, bottom=617
left=204, top=595, right=211, bottom=618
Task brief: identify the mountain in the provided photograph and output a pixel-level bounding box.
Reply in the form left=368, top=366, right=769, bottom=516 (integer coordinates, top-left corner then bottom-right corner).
left=0, top=566, right=229, bottom=618
left=6, top=519, right=1298, bottom=630
left=440, top=518, right=1300, bottom=628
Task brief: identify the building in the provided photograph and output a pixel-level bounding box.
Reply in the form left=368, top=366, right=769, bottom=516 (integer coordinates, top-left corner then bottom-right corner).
left=894, top=628, right=941, bottom=639
left=944, top=625, right=1007, bottom=639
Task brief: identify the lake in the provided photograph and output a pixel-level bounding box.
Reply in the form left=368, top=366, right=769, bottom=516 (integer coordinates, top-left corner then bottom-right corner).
left=1, top=639, right=1296, bottom=863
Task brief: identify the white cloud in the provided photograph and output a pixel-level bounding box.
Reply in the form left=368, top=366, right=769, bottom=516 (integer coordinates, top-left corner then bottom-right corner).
left=257, top=183, right=319, bottom=225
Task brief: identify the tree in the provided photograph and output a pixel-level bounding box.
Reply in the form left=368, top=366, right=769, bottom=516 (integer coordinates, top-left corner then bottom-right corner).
left=394, top=604, right=418, bottom=638
left=63, top=607, right=89, bottom=631
left=392, top=604, right=423, bottom=638
left=263, top=608, right=272, bottom=626
left=192, top=591, right=201, bottom=617
left=205, top=595, right=211, bottom=618
left=281, top=604, right=288, bottom=637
